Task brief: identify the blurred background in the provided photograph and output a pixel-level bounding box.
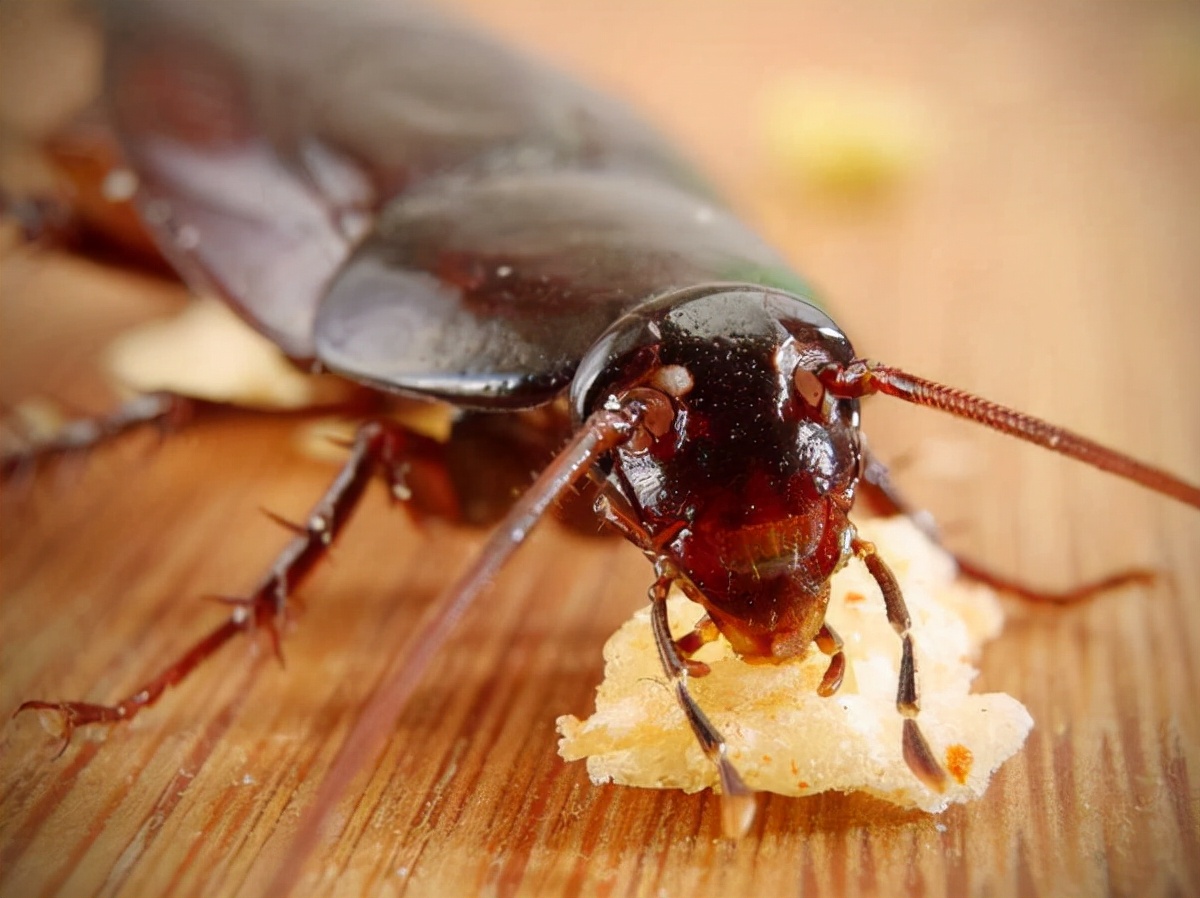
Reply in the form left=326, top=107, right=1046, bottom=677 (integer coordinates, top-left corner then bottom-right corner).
left=2, top=2, right=1198, bottom=896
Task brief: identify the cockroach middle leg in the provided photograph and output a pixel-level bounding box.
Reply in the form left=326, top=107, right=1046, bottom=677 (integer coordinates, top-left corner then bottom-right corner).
left=13, top=418, right=430, bottom=752
left=853, top=537, right=948, bottom=792
left=1, top=391, right=195, bottom=483
left=857, top=445, right=1157, bottom=603
left=648, top=566, right=756, bottom=838
left=0, top=389, right=385, bottom=486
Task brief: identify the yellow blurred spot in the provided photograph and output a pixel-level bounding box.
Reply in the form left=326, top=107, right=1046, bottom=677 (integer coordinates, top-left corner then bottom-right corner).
left=1140, top=19, right=1200, bottom=115
left=761, top=76, right=930, bottom=199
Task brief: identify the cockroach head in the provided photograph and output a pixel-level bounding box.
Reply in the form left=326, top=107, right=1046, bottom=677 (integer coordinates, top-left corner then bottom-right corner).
left=570, top=283, right=859, bottom=432
left=572, top=284, right=867, bottom=658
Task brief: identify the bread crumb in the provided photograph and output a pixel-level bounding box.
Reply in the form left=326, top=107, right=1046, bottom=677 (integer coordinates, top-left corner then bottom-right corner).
left=557, top=516, right=1031, bottom=812
left=104, top=296, right=351, bottom=409
left=760, top=76, right=929, bottom=199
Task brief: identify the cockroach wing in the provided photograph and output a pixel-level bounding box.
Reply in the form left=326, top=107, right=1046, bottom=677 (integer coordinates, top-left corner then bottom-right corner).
left=99, top=0, right=705, bottom=361
left=313, top=168, right=813, bottom=409
left=101, top=0, right=365, bottom=359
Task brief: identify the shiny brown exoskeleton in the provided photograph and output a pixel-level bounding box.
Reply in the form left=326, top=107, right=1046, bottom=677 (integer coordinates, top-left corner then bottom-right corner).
left=570, top=286, right=897, bottom=828
left=6, top=0, right=1200, bottom=874
left=575, top=286, right=863, bottom=663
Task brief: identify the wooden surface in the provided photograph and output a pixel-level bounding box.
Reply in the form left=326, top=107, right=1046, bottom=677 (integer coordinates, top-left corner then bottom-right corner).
left=2, top=1, right=1199, bottom=896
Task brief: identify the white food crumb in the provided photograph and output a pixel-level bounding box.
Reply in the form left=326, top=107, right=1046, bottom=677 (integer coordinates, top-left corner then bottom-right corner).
left=104, top=297, right=350, bottom=409
left=557, top=516, right=1032, bottom=812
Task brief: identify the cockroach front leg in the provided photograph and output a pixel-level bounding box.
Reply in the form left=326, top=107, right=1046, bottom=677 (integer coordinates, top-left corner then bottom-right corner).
left=853, top=537, right=948, bottom=792
left=14, top=419, right=428, bottom=753
left=813, top=622, right=846, bottom=697
left=594, top=483, right=755, bottom=833
left=672, top=615, right=722, bottom=677
left=648, top=565, right=756, bottom=838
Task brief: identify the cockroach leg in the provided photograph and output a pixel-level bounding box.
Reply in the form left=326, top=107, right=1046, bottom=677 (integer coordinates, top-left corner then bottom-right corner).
left=952, top=555, right=1155, bottom=604
left=13, top=419, right=426, bottom=748
left=272, top=403, right=643, bottom=893
left=673, top=614, right=720, bottom=677
left=649, top=567, right=756, bottom=838
left=0, top=388, right=389, bottom=487
left=858, top=442, right=938, bottom=536
left=1, top=391, right=196, bottom=482
left=595, top=488, right=719, bottom=668
left=857, top=444, right=1158, bottom=603
left=593, top=472, right=684, bottom=550
left=814, top=622, right=846, bottom=697
left=0, top=189, right=76, bottom=247
left=260, top=507, right=311, bottom=538
left=854, top=537, right=949, bottom=793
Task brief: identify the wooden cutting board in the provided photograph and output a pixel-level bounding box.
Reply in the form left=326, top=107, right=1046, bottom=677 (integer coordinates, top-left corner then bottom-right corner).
left=2, top=1, right=1198, bottom=895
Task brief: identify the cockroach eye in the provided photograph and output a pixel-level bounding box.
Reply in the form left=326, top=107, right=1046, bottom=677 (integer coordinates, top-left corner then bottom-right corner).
left=793, top=367, right=825, bottom=408
left=651, top=364, right=694, bottom=397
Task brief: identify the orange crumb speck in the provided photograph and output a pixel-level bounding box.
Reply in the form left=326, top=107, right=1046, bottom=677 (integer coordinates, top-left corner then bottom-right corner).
left=790, top=760, right=799, bottom=776
left=845, top=591, right=866, bottom=604
left=946, top=744, right=974, bottom=784
left=762, top=755, right=772, bottom=763
left=797, top=781, right=809, bottom=790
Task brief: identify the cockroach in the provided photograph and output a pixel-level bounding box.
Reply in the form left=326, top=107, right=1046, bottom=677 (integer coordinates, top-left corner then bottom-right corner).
left=5, top=0, right=1199, bottom=872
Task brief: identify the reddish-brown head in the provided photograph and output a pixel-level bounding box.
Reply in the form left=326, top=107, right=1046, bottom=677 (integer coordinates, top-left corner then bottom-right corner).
left=571, top=284, right=863, bottom=659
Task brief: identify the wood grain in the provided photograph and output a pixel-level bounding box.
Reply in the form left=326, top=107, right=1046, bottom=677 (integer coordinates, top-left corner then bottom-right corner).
left=2, top=2, right=1198, bottom=896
